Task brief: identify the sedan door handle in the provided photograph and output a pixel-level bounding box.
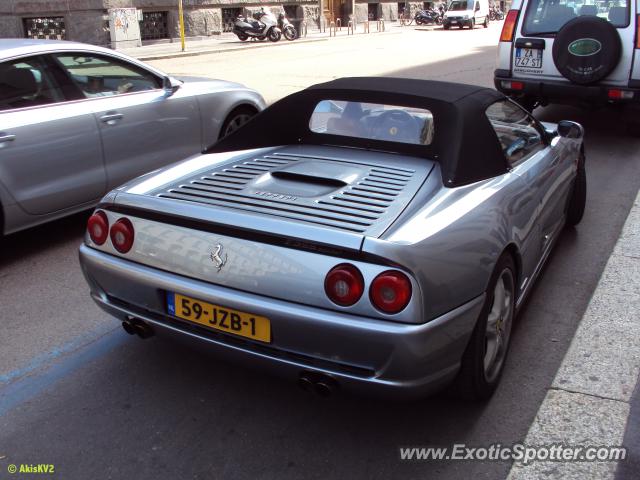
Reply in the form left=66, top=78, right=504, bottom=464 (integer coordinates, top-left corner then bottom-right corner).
left=0, top=133, right=16, bottom=142
left=99, top=112, right=124, bottom=125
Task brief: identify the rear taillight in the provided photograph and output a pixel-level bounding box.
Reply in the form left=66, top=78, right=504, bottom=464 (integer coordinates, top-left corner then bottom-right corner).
left=500, top=10, right=519, bottom=42
left=500, top=80, right=524, bottom=91
left=87, top=210, right=109, bottom=245
left=636, top=14, right=640, bottom=49
left=324, top=264, right=364, bottom=306
left=110, top=218, right=135, bottom=253
left=608, top=89, right=635, bottom=100
left=370, top=271, right=412, bottom=314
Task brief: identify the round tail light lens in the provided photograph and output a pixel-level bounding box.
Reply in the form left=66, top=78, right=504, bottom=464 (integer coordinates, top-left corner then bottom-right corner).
left=87, top=210, right=109, bottom=245
left=370, top=270, right=412, bottom=314
left=324, top=264, right=364, bottom=306
left=110, top=218, right=135, bottom=253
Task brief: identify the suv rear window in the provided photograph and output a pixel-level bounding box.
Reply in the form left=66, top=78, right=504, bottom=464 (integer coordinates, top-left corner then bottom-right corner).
left=523, top=0, right=630, bottom=35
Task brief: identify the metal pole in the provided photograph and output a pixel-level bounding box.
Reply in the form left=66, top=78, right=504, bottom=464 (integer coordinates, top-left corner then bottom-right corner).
left=178, top=0, right=186, bottom=51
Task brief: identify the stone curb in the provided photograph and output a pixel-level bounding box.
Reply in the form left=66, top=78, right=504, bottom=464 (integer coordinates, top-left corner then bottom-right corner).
left=129, top=28, right=403, bottom=62
left=508, top=190, right=640, bottom=480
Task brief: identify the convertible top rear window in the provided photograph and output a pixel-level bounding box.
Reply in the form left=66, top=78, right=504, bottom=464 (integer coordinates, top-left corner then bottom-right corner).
left=309, top=100, right=434, bottom=146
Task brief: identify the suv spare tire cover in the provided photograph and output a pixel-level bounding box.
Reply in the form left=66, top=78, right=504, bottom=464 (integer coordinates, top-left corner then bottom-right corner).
left=552, top=16, right=622, bottom=85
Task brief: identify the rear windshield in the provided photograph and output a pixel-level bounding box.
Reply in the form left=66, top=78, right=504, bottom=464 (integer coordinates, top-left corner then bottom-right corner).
left=523, top=0, right=630, bottom=35
left=309, top=100, right=434, bottom=145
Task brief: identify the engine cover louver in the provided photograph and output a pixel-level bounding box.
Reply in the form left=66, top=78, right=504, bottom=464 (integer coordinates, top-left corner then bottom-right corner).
left=157, top=151, right=431, bottom=236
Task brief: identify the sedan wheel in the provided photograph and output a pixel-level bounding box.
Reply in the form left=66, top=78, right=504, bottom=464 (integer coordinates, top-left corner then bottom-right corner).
left=220, top=107, right=256, bottom=138
left=453, top=254, right=516, bottom=400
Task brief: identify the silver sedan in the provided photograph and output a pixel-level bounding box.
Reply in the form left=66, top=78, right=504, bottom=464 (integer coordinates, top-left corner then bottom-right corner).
left=0, top=39, right=266, bottom=235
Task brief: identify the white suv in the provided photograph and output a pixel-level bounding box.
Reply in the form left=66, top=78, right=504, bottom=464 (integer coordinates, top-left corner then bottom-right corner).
left=494, top=0, right=639, bottom=111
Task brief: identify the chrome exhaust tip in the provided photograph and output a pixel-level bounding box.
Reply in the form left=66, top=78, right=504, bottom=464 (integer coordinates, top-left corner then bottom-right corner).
left=133, top=321, right=154, bottom=339
left=298, top=371, right=338, bottom=396
left=122, top=319, right=136, bottom=335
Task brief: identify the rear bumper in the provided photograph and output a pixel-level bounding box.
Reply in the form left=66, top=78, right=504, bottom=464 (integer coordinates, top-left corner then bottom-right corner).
left=494, top=72, right=640, bottom=107
left=79, top=244, right=484, bottom=398
left=443, top=18, right=472, bottom=27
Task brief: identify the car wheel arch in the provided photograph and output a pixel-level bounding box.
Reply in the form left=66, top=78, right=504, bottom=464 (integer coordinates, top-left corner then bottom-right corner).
left=495, top=243, right=522, bottom=299
left=219, top=104, right=260, bottom=140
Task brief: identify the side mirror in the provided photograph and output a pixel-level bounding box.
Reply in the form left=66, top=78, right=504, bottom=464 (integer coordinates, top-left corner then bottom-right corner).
left=557, top=120, right=584, bottom=139
left=162, top=76, right=181, bottom=96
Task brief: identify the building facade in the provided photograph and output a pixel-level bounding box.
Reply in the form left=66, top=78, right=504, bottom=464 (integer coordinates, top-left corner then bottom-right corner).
left=0, top=1, right=510, bottom=48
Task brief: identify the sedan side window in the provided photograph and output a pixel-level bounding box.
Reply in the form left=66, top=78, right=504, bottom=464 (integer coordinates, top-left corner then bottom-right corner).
left=53, top=53, right=161, bottom=98
left=486, top=100, right=544, bottom=166
left=0, top=57, right=66, bottom=111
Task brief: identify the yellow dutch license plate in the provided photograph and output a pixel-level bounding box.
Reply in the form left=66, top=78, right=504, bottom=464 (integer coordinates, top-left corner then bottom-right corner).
left=167, top=292, right=271, bottom=343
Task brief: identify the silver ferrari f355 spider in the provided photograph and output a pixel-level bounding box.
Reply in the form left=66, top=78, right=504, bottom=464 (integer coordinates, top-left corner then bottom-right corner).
left=79, top=78, right=586, bottom=400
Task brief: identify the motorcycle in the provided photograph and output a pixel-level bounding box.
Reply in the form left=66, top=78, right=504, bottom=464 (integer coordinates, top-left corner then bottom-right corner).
left=233, top=10, right=282, bottom=42
left=489, top=5, right=505, bottom=20
left=414, top=8, right=442, bottom=25
left=277, top=13, right=297, bottom=41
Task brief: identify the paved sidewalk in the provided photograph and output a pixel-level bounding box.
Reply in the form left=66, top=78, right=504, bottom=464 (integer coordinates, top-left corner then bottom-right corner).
left=120, top=22, right=408, bottom=61
left=508, top=190, right=640, bottom=479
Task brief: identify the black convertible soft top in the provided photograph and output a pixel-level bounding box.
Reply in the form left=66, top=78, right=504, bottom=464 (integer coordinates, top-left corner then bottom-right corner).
left=208, top=77, right=509, bottom=187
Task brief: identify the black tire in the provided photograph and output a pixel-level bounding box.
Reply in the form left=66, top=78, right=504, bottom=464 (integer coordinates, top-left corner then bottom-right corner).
left=483, top=17, right=488, bottom=28
left=552, top=16, right=621, bottom=85
left=566, top=150, right=586, bottom=226
left=236, top=33, right=248, bottom=41
left=284, top=26, right=297, bottom=41
left=453, top=253, right=516, bottom=401
left=220, top=106, right=257, bottom=139
left=514, top=95, right=538, bottom=112
left=458, top=23, right=463, bottom=29
left=443, top=24, right=450, bottom=30
left=469, top=18, right=475, bottom=29
left=268, top=28, right=281, bottom=42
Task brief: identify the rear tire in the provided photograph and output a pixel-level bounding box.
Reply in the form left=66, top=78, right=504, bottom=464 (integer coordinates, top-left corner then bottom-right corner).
left=469, top=18, right=475, bottom=29
left=514, top=95, right=538, bottom=112
left=443, top=24, right=450, bottom=30
left=483, top=17, right=488, bottom=28
left=236, top=33, right=248, bottom=41
left=220, top=106, right=257, bottom=139
left=268, top=28, right=282, bottom=42
left=453, top=253, right=516, bottom=401
left=566, top=150, right=586, bottom=226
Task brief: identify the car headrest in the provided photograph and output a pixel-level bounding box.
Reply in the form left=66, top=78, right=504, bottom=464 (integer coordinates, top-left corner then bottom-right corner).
left=579, top=5, right=598, bottom=16
left=608, top=6, right=627, bottom=24
left=0, top=66, right=38, bottom=101
left=544, top=5, right=576, bottom=30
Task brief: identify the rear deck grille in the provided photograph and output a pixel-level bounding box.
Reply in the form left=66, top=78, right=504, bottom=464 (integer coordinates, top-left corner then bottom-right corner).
left=157, top=151, right=428, bottom=236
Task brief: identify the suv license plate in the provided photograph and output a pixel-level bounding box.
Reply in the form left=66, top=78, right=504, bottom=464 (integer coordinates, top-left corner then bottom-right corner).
left=515, top=48, right=543, bottom=68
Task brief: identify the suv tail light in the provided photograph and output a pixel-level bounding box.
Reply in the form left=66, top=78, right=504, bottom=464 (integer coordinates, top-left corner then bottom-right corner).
left=370, top=271, right=412, bottom=314
left=110, top=218, right=135, bottom=253
left=324, top=264, right=364, bottom=306
left=636, top=14, right=640, bottom=49
left=87, top=210, right=109, bottom=245
left=500, top=10, right=519, bottom=42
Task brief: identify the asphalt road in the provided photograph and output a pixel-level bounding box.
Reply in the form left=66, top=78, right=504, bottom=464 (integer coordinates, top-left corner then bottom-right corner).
left=1, top=25, right=639, bottom=480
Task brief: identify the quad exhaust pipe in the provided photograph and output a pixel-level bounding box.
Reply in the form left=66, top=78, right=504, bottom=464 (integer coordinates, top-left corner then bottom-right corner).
left=122, top=317, right=154, bottom=339
left=298, top=371, right=338, bottom=397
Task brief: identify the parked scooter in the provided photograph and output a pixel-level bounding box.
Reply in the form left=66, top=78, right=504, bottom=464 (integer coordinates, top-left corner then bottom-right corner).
left=233, top=9, right=282, bottom=42
left=414, top=8, right=442, bottom=25
left=277, top=13, right=297, bottom=41
left=489, top=5, right=504, bottom=20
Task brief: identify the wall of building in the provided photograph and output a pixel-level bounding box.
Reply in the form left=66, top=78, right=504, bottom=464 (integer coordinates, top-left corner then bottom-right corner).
left=0, top=0, right=322, bottom=47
